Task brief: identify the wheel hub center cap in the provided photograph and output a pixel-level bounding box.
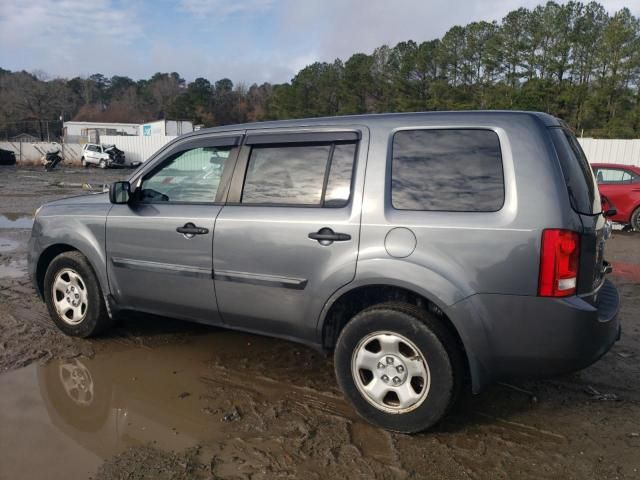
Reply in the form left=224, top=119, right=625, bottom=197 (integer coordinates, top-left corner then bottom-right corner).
left=376, top=354, right=408, bottom=386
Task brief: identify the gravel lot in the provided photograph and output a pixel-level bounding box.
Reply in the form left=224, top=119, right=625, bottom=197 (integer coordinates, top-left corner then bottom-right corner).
left=0, top=166, right=639, bottom=480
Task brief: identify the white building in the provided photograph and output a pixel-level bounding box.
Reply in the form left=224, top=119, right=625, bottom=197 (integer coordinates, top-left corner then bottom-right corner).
left=63, top=121, right=140, bottom=142
left=140, top=120, right=194, bottom=137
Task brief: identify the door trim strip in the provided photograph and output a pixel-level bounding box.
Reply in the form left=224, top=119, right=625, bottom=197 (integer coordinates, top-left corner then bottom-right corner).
left=214, top=269, right=308, bottom=290
left=111, top=257, right=212, bottom=279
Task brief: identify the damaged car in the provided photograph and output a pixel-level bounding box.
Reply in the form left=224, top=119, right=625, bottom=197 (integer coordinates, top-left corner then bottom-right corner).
left=81, top=143, right=126, bottom=169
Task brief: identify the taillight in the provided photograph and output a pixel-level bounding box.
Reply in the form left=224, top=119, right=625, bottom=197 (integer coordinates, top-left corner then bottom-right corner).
left=538, top=229, right=580, bottom=297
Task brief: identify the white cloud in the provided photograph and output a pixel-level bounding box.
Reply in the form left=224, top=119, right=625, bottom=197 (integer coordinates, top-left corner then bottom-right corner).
left=2, top=0, right=640, bottom=84
left=180, top=0, right=274, bottom=16
left=0, top=0, right=143, bottom=77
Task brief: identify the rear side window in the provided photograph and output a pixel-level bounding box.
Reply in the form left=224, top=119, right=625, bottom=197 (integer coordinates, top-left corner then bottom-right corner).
left=549, top=128, right=600, bottom=215
left=241, top=142, right=356, bottom=207
left=595, top=168, right=637, bottom=184
left=391, top=129, right=504, bottom=212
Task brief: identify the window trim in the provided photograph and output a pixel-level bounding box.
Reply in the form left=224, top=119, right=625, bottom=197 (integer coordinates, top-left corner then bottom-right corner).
left=388, top=127, right=506, bottom=213
left=226, top=132, right=360, bottom=208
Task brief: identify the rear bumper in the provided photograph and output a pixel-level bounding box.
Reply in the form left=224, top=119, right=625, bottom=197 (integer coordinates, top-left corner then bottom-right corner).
left=449, top=279, right=620, bottom=392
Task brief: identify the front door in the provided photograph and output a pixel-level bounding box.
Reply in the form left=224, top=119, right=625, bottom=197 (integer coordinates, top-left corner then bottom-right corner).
left=106, top=136, right=240, bottom=324
left=213, top=128, right=367, bottom=341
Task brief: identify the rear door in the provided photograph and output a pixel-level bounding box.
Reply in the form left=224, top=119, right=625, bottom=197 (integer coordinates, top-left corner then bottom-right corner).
left=213, top=128, right=367, bottom=341
left=106, top=134, right=241, bottom=323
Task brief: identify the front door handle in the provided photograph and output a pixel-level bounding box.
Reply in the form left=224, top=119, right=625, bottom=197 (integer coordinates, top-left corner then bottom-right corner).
left=176, top=222, right=209, bottom=238
left=308, top=227, right=351, bottom=245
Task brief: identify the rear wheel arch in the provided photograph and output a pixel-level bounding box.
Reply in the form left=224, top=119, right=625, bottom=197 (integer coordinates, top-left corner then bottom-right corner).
left=320, top=284, right=470, bottom=384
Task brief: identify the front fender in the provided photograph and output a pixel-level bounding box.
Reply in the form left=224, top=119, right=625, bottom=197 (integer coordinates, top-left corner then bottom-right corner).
left=31, top=210, right=110, bottom=299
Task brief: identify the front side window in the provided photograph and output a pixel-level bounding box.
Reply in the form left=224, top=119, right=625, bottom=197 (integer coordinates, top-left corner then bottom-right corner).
left=139, top=146, right=232, bottom=203
left=392, top=129, right=504, bottom=212
left=241, top=142, right=356, bottom=207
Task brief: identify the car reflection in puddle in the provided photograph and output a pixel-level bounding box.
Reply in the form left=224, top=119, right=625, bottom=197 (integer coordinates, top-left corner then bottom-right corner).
left=37, top=348, right=227, bottom=460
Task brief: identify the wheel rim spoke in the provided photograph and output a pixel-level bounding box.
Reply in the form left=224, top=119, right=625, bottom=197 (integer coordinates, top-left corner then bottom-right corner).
left=53, top=275, right=70, bottom=294
left=406, top=356, right=428, bottom=378
left=377, top=334, right=400, bottom=354
left=363, top=378, right=388, bottom=403
left=354, top=347, right=379, bottom=371
left=396, top=382, right=421, bottom=408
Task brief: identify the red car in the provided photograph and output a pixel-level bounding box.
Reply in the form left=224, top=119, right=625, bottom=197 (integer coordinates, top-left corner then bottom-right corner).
left=591, top=163, right=640, bottom=230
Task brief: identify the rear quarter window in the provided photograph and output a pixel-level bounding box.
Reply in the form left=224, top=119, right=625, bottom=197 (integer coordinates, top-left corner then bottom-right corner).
left=549, top=128, right=600, bottom=215
left=391, top=129, right=504, bottom=212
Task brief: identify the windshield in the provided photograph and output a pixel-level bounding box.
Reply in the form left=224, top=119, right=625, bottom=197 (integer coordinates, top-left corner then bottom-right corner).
left=549, top=127, right=601, bottom=215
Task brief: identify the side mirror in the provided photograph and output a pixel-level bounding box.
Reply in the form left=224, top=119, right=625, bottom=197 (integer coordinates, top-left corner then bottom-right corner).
left=604, top=208, right=617, bottom=218
left=109, top=181, right=131, bottom=204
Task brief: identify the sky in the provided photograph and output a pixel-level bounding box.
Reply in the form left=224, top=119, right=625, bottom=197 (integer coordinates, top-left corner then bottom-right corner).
left=1, top=0, right=639, bottom=85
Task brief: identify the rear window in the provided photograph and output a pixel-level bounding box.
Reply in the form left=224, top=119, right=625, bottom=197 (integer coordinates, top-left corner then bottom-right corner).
left=549, top=128, right=600, bottom=215
left=391, top=129, right=504, bottom=212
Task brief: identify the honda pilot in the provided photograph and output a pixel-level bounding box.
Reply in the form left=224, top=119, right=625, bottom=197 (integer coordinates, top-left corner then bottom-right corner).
left=28, top=111, right=620, bottom=433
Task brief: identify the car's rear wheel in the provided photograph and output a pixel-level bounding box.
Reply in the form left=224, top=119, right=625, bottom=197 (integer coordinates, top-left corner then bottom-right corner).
left=44, top=251, right=113, bottom=337
left=334, top=302, right=463, bottom=433
left=631, top=207, right=640, bottom=232
left=81, top=157, right=88, bottom=168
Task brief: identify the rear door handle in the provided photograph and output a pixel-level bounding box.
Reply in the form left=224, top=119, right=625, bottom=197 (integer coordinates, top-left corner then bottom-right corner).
left=176, top=222, right=209, bottom=238
left=308, top=227, right=351, bottom=245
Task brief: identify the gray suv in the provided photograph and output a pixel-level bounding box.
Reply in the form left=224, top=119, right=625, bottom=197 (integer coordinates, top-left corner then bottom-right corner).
left=28, top=111, right=620, bottom=433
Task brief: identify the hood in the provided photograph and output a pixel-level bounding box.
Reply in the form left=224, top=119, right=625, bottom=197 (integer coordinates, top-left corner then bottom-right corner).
left=42, top=192, right=110, bottom=208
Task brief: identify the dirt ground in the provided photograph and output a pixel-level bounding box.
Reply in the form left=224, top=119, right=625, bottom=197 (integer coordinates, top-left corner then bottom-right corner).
left=0, top=165, right=639, bottom=480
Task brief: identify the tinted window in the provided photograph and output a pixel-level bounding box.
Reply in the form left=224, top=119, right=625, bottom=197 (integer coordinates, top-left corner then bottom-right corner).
left=392, top=129, right=504, bottom=212
left=241, top=143, right=356, bottom=206
left=595, top=168, right=636, bottom=183
left=325, top=143, right=356, bottom=207
left=140, top=147, right=231, bottom=203
left=549, top=128, right=600, bottom=215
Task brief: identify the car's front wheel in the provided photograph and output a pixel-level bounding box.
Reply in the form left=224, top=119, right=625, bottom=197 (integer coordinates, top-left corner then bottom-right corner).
left=334, top=302, right=463, bottom=433
left=98, top=159, right=107, bottom=169
left=43, top=251, right=113, bottom=337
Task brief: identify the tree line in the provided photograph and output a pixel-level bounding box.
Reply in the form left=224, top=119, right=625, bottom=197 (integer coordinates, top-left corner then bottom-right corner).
left=1, top=1, right=639, bottom=141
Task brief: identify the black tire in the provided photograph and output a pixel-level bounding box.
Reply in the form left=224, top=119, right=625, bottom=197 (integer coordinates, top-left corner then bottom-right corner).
left=334, top=302, right=463, bottom=433
left=631, top=207, right=640, bottom=232
left=81, top=157, right=88, bottom=168
left=99, top=159, right=106, bottom=169
left=43, top=251, right=113, bottom=337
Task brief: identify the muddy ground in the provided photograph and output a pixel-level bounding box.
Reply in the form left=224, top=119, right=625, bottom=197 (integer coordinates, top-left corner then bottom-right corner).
left=0, top=165, right=639, bottom=480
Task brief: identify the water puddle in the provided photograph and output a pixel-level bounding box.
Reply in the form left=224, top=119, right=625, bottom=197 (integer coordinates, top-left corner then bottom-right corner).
left=0, top=237, right=19, bottom=253
left=0, top=214, right=33, bottom=229
left=0, top=259, right=27, bottom=278
left=0, top=330, right=393, bottom=479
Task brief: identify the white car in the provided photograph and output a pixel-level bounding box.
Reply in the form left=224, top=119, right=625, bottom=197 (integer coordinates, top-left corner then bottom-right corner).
left=81, top=144, right=126, bottom=169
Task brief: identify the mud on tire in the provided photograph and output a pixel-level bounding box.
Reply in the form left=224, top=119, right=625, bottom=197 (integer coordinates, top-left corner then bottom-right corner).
left=43, top=251, right=113, bottom=337
left=334, top=302, right=463, bottom=433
